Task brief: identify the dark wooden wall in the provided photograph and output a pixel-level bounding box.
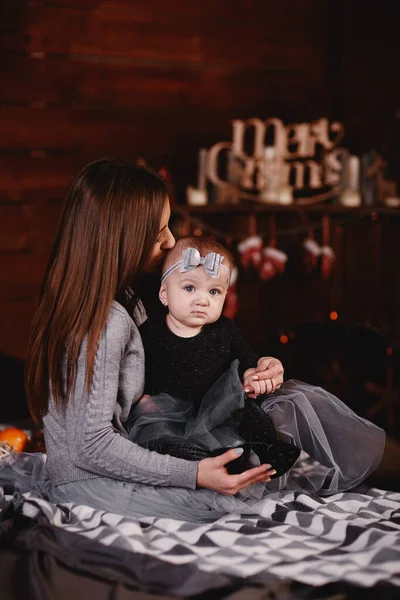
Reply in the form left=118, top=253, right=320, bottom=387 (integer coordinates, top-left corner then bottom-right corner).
left=1, top=0, right=399, bottom=360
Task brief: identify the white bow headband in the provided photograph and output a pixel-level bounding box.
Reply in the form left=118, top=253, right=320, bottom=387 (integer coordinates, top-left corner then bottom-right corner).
left=161, top=247, right=230, bottom=284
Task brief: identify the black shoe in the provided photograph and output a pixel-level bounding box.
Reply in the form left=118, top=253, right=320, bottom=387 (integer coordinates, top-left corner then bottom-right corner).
left=236, top=399, right=301, bottom=477
left=245, top=439, right=301, bottom=478
left=211, top=439, right=300, bottom=477
left=143, top=388, right=300, bottom=478
left=237, top=399, right=276, bottom=443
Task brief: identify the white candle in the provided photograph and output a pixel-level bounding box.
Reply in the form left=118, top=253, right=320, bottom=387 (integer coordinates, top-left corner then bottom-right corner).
left=186, top=186, right=208, bottom=206
left=384, top=196, right=400, bottom=208
left=348, top=155, right=360, bottom=191
left=278, top=185, right=294, bottom=205
left=340, top=188, right=361, bottom=207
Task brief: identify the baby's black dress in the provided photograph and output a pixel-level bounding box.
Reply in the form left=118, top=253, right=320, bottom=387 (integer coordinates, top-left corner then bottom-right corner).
left=127, top=316, right=299, bottom=477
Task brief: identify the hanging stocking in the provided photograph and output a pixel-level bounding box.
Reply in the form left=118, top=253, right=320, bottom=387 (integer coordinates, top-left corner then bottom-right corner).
left=223, top=266, right=239, bottom=320
left=320, top=214, right=335, bottom=279
left=260, top=246, right=288, bottom=280
left=299, top=212, right=321, bottom=273
left=321, top=245, right=335, bottom=279
left=259, top=250, right=277, bottom=281
left=237, top=235, right=263, bottom=269
left=303, top=230, right=321, bottom=273
left=259, top=216, right=288, bottom=281
left=237, top=213, right=263, bottom=269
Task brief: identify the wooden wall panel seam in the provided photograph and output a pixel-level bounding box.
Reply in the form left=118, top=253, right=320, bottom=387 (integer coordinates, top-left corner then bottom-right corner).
left=0, top=49, right=325, bottom=75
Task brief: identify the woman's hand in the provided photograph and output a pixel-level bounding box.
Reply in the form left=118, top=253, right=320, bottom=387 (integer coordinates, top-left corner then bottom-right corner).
left=243, top=356, right=284, bottom=399
left=197, top=448, right=276, bottom=495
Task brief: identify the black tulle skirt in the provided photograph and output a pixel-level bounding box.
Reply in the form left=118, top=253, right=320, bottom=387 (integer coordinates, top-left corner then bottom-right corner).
left=127, top=360, right=300, bottom=479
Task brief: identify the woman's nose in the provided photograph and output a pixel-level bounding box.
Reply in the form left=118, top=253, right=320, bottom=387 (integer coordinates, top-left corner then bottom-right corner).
left=162, top=228, right=175, bottom=250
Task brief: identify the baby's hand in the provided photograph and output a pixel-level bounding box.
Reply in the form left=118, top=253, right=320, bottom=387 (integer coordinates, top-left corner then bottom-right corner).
left=137, top=394, right=157, bottom=413
left=138, top=394, right=151, bottom=403
left=243, top=368, right=268, bottom=397
left=243, top=365, right=276, bottom=398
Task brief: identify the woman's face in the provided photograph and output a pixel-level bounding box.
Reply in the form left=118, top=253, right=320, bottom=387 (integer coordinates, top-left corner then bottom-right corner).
left=143, top=198, right=175, bottom=272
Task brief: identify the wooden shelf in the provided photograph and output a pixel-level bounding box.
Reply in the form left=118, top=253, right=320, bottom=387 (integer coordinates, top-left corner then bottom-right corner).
left=172, top=203, right=400, bottom=216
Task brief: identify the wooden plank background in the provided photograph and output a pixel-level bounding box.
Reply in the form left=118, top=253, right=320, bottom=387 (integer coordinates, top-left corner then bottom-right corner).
left=0, top=0, right=399, bottom=360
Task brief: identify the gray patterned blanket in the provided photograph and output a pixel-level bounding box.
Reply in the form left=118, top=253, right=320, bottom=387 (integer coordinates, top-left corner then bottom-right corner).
left=7, top=485, right=400, bottom=590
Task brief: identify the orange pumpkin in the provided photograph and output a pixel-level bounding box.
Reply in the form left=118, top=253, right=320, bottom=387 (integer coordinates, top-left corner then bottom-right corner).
left=0, top=427, right=28, bottom=452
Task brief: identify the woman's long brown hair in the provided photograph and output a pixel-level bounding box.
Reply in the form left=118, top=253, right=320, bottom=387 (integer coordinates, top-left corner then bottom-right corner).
left=25, top=159, right=167, bottom=423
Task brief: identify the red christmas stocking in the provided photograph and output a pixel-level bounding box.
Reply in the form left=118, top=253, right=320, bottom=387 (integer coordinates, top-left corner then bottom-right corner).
left=303, top=237, right=321, bottom=273
left=320, top=245, right=335, bottom=279
left=237, top=236, right=263, bottom=269
left=222, top=266, right=239, bottom=320
left=259, top=246, right=288, bottom=281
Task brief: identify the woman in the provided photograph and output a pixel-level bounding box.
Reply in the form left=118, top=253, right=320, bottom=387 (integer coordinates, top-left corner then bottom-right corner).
left=23, top=159, right=399, bottom=522
left=24, top=159, right=282, bottom=519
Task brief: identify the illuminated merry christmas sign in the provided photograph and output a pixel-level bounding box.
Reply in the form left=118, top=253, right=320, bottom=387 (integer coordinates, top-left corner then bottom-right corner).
left=206, top=117, right=346, bottom=193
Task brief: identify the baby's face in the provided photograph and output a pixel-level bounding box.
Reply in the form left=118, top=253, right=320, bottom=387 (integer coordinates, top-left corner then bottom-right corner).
left=160, top=266, right=229, bottom=330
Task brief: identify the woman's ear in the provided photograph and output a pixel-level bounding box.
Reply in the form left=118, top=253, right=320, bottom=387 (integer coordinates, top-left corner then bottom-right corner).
left=159, top=284, right=168, bottom=306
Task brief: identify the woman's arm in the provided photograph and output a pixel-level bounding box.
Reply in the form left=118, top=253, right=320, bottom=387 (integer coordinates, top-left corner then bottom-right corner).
left=65, top=308, right=198, bottom=489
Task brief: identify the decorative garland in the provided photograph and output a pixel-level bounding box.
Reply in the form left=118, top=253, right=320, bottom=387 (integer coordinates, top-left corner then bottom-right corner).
left=173, top=205, right=399, bottom=241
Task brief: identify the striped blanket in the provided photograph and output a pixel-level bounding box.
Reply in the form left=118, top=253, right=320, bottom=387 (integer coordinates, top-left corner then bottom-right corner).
left=7, top=485, right=399, bottom=591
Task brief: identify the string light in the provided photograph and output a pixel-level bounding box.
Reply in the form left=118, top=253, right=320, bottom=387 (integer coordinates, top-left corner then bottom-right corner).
left=280, top=334, right=289, bottom=344
left=386, top=347, right=393, bottom=356
left=330, top=311, right=338, bottom=321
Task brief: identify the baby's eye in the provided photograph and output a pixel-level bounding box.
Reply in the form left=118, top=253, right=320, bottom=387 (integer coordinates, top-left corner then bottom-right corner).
left=184, top=285, right=195, bottom=293
left=210, top=289, right=220, bottom=296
